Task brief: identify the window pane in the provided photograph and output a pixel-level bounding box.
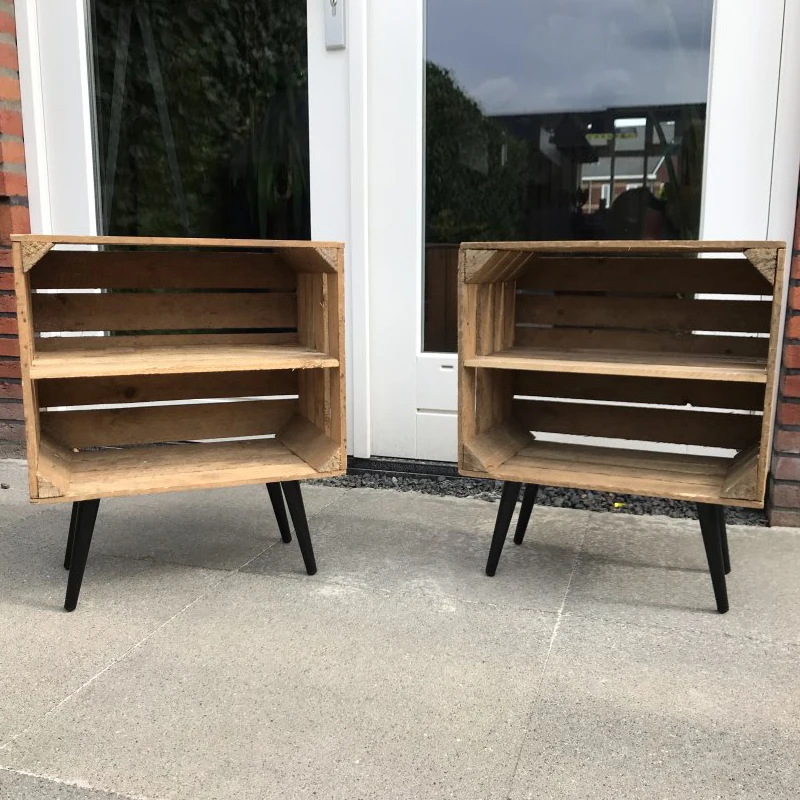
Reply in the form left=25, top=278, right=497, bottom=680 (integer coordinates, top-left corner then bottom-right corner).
left=90, top=0, right=310, bottom=239
left=424, top=0, right=714, bottom=352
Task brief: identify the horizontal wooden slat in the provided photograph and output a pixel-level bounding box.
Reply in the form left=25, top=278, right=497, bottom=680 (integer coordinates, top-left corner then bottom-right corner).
left=33, top=436, right=335, bottom=503
left=14, top=234, right=342, bottom=249
left=34, top=332, right=298, bottom=352
left=30, top=251, right=298, bottom=290
left=466, top=347, right=767, bottom=383
left=516, top=295, right=772, bottom=333
left=513, top=398, right=761, bottom=449
left=459, top=440, right=762, bottom=508
left=32, top=292, right=297, bottom=332
left=30, top=344, right=338, bottom=379
left=37, top=370, right=299, bottom=407
left=41, top=398, right=297, bottom=448
left=516, top=257, right=771, bottom=294
left=513, top=372, right=766, bottom=410
left=462, top=240, right=783, bottom=253
left=514, top=327, right=770, bottom=358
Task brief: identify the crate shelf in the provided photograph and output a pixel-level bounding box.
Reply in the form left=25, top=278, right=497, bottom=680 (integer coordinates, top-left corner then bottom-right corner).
left=12, top=235, right=347, bottom=504
left=464, top=346, right=767, bottom=383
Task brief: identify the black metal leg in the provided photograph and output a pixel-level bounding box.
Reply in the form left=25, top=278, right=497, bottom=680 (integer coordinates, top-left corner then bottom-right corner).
left=64, top=502, right=79, bottom=570
left=266, top=482, right=292, bottom=543
left=717, top=505, right=731, bottom=575
left=486, top=481, right=522, bottom=577
left=514, top=484, right=539, bottom=545
left=281, top=481, right=317, bottom=575
left=64, top=499, right=100, bottom=612
left=697, top=503, right=729, bottom=614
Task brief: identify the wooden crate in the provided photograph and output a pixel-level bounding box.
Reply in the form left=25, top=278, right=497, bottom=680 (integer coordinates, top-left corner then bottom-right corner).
left=12, top=235, right=346, bottom=503
left=458, top=240, right=786, bottom=509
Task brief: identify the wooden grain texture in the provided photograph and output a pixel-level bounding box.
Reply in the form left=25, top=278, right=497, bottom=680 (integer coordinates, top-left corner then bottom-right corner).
left=276, top=413, right=341, bottom=472
left=41, top=399, right=297, bottom=448
left=744, top=248, right=778, bottom=285
left=466, top=347, right=767, bottom=383
left=459, top=440, right=762, bottom=508
left=13, top=234, right=343, bottom=249
left=720, top=443, right=760, bottom=500
left=458, top=253, right=478, bottom=467
left=275, top=246, right=339, bottom=274
left=514, top=327, right=769, bottom=358
left=37, top=370, right=299, bottom=407
left=513, top=372, right=766, bottom=410
left=20, top=241, right=53, bottom=272
left=462, top=240, right=783, bottom=253
left=462, top=419, right=532, bottom=472
left=513, top=398, right=761, bottom=449
left=32, top=291, right=297, bottom=332
left=30, top=251, right=298, bottom=290
left=30, top=344, right=338, bottom=379
left=462, top=249, right=536, bottom=283
left=516, top=294, right=772, bottom=333
left=35, top=332, right=298, bottom=351
left=516, top=256, right=772, bottom=294
left=31, top=436, right=340, bottom=504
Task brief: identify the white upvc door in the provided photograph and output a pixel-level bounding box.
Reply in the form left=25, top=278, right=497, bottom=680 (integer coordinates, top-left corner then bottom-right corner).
left=366, top=0, right=800, bottom=463
left=15, top=0, right=369, bottom=455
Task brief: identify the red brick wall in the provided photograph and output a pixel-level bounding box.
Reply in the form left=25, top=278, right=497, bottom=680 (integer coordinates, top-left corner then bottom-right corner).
left=0, top=0, right=27, bottom=441
left=768, top=187, right=800, bottom=525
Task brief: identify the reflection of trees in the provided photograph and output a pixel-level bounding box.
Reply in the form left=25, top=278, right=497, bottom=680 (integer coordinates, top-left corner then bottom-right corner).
left=425, top=62, right=528, bottom=243
left=92, top=0, right=309, bottom=238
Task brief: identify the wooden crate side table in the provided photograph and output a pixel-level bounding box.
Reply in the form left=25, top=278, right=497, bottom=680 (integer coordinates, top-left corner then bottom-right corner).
left=12, top=234, right=346, bottom=609
left=458, top=240, right=786, bottom=613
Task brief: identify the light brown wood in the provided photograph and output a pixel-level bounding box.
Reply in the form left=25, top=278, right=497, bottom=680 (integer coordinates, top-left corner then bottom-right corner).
left=277, top=414, right=341, bottom=472
left=41, top=399, right=297, bottom=449
left=12, top=236, right=346, bottom=501
left=20, top=241, right=53, bottom=272
left=37, top=371, right=299, bottom=407
left=30, top=344, right=338, bottom=379
left=31, top=436, right=338, bottom=504
left=462, top=419, right=532, bottom=472
left=466, top=347, right=767, bottom=383
left=459, top=440, right=762, bottom=508
left=13, top=233, right=343, bottom=250
left=32, top=291, right=297, bottom=332
left=516, top=256, right=772, bottom=294
left=720, top=443, right=760, bottom=501
left=30, top=251, right=298, bottom=290
left=516, top=294, right=772, bottom=333
left=514, top=372, right=766, bottom=411
left=513, top=398, right=761, bottom=450
left=462, top=240, right=783, bottom=253
left=744, top=248, right=778, bottom=285
left=462, top=249, right=536, bottom=283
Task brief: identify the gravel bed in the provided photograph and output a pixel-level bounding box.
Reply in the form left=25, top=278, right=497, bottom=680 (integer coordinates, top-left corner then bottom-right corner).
left=314, top=471, right=767, bottom=526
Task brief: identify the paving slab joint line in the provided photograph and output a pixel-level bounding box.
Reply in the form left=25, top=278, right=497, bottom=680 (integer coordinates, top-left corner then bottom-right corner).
left=0, top=538, right=281, bottom=752
left=0, top=766, right=154, bottom=800
left=504, top=528, right=587, bottom=798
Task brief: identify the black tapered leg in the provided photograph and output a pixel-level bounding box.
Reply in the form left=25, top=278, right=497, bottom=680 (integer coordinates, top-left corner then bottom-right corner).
left=514, top=484, right=539, bottom=545
left=64, top=502, right=79, bottom=570
left=64, top=499, right=100, bottom=612
left=266, top=482, right=292, bottom=543
left=697, top=503, right=729, bottom=614
left=281, top=481, right=317, bottom=575
left=716, top=505, right=731, bottom=575
left=486, top=481, right=522, bottom=577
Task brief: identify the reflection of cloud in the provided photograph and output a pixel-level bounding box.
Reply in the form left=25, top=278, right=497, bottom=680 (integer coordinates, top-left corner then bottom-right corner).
left=427, top=0, right=713, bottom=115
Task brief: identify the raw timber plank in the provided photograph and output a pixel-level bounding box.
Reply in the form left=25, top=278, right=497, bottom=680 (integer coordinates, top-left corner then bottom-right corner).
left=30, top=251, right=297, bottom=290
left=32, top=291, right=297, bottom=332
left=30, top=344, right=338, bottom=379
left=37, top=370, right=299, bottom=407
left=516, top=256, right=772, bottom=294
left=40, top=399, right=297, bottom=448
left=516, top=294, right=772, bottom=333
left=462, top=419, right=533, bottom=472
left=466, top=347, right=767, bottom=383
left=513, top=398, right=762, bottom=449
left=462, top=240, right=783, bottom=253
left=35, top=332, right=298, bottom=351
left=276, top=414, right=341, bottom=472
left=13, top=234, right=342, bottom=249
left=720, top=443, right=761, bottom=501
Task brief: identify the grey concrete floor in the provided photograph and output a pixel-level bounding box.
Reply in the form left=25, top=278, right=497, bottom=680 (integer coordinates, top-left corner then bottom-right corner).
left=0, top=459, right=798, bottom=800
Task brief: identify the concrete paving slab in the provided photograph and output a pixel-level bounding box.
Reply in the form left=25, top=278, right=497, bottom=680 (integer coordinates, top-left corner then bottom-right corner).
left=245, top=488, right=587, bottom=611
left=2, top=483, right=348, bottom=572
left=0, top=768, right=132, bottom=800
left=0, top=532, right=219, bottom=745
left=1, top=573, right=557, bottom=800
left=509, top=614, right=800, bottom=799
left=562, top=512, right=800, bottom=643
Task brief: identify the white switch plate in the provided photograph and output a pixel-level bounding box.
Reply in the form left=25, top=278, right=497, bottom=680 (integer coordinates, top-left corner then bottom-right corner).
left=324, top=0, right=346, bottom=50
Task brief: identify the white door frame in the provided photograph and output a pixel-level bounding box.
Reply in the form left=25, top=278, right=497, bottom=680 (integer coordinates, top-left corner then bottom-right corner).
left=15, top=0, right=371, bottom=458
left=366, top=0, right=800, bottom=462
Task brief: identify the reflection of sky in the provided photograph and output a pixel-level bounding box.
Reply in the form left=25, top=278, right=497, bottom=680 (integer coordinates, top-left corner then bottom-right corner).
left=427, top=0, right=713, bottom=115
